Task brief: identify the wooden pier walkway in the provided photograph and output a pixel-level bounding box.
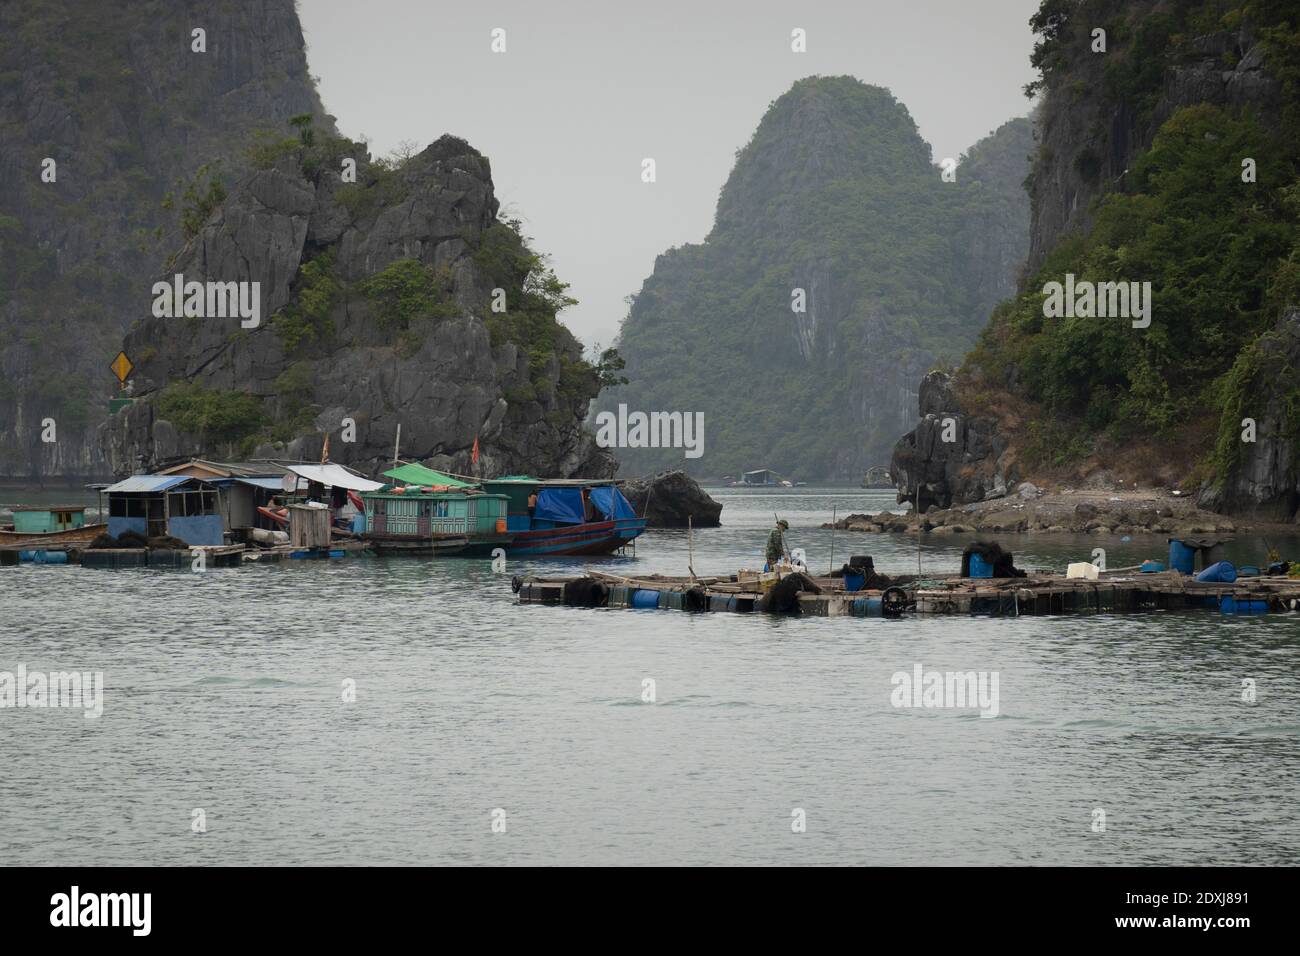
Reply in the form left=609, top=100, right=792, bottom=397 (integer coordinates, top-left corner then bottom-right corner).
left=514, top=568, right=1300, bottom=617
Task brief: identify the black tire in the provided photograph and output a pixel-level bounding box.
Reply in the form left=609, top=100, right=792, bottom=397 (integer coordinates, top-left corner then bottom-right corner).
left=881, top=586, right=911, bottom=618
left=683, top=587, right=709, bottom=612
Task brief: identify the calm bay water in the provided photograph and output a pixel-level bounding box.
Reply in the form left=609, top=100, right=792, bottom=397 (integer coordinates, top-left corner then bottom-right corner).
left=2, top=486, right=1298, bottom=865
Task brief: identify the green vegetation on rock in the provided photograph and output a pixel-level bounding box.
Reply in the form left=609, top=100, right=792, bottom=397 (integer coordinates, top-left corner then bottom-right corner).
left=157, top=382, right=266, bottom=447
left=969, top=0, right=1300, bottom=489
left=601, top=76, right=1033, bottom=479
left=271, top=252, right=341, bottom=351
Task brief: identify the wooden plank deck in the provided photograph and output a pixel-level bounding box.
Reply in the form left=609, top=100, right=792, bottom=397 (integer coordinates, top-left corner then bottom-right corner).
left=516, top=568, right=1300, bottom=617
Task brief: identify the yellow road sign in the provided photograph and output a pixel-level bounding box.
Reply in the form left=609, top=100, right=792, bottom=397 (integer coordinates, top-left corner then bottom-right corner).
left=110, top=351, right=133, bottom=384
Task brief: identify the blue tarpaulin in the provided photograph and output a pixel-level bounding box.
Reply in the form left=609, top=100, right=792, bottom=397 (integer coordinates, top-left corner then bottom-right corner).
left=534, top=487, right=585, bottom=524
left=589, top=486, right=636, bottom=520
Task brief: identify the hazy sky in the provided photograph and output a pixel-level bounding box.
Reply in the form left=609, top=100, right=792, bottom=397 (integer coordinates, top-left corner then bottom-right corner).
left=297, top=0, right=1040, bottom=349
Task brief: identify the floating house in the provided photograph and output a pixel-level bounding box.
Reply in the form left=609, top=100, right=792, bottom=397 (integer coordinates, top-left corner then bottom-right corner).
left=104, top=475, right=225, bottom=546
left=741, top=469, right=780, bottom=486
left=363, top=463, right=508, bottom=555
left=10, top=505, right=85, bottom=534
left=0, top=504, right=104, bottom=546
left=156, top=459, right=294, bottom=533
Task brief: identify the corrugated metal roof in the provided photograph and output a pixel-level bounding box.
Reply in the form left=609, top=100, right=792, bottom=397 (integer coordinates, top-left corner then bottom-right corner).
left=234, top=476, right=289, bottom=490
left=104, top=475, right=193, bottom=493
left=156, top=458, right=290, bottom=478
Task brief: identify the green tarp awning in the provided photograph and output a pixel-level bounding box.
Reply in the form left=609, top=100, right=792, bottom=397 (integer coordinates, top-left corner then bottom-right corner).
left=383, top=463, right=475, bottom=488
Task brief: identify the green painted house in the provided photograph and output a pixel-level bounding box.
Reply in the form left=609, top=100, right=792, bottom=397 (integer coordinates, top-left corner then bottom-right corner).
left=11, top=505, right=87, bottom=534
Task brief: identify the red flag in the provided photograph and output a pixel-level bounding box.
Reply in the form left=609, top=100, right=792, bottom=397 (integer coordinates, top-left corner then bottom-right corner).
left=471, top=435, right=480, bottom=465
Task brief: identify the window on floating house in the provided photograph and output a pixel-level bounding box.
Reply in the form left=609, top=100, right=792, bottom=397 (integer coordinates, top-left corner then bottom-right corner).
left=168, top=490, right=218, bottom=517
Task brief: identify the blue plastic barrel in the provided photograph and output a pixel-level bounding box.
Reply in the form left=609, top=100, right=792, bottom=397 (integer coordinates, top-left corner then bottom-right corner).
left=632, top=589, right=660, bottom=609
left=850, top=597, right=883, bottom=617
left=1220, top=596, right=1267, bottom=615
left=844, top=571, right=865, bottom=592
left=36, top=550, right=68, bottom=564
left=1168, top=539, right=1196, bottom=574
left=968, top=554, right=994, bottom=578
left=1196, top=561, right=1236, bottom=584
left=1238, top=565, right=1260, bottom=577
left=1139, top=560, right=1165, bottom=573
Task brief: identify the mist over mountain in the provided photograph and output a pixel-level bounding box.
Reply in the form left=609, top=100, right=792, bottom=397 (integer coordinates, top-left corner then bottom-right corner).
left=599, top=76, right=1032, bottom=481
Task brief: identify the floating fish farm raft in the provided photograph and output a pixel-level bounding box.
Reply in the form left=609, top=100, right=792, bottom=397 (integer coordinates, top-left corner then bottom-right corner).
left=513, top=568, right=1300, bottom=617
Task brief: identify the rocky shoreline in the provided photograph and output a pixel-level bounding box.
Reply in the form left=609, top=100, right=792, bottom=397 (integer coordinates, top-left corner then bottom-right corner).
left=824, top=487, right=1261, bottom=537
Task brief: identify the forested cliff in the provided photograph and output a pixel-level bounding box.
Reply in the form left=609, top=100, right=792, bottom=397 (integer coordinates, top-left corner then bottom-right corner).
left=893, top=0, right=1300, bottom=521
left=599, top=76, right=1033, bottom=481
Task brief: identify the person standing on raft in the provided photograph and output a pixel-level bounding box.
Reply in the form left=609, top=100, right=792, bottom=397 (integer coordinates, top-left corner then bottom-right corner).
left=765, top=519, right=790, bottom=571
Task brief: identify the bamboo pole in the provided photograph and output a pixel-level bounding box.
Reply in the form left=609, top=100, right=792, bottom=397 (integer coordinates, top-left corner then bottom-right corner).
left=829, top=506, right=836, bottom=575
left=688, top=514, right=696, bottom=582
left=915, top=485, right=922, bottom=577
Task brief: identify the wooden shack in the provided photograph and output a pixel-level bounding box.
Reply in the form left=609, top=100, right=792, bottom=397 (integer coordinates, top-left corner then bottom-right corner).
left=288, top=504, right=331, bottom=550
left=104, top=475, right=225, bottom=546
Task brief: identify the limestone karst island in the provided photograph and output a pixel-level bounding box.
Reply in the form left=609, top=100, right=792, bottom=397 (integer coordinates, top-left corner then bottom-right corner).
left=1, top=0, right=1297, bottom=890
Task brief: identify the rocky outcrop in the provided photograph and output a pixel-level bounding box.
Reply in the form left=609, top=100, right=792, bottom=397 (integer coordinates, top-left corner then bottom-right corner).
left=825, top=494, right=1240, bottom=537
left=100, top=135, right=615, bottom=480
left=598, top=77, right=1031, bottom=481
left=889, top=371, right=1010, bottom=511
left=0, top=0, right=331, bottom=480
left=1198, top=308, right=1300, bottom=522
left=889, top=1, right=1297, bottom=520
left=620, top=470, right=722, bottom=527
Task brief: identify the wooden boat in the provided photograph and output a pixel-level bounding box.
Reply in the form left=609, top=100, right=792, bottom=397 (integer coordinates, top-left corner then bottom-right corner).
left=0, top=522, right=106, bottom=545
left=1, top=504, right=102, bottom=545
left=360, top=486, right=512, bottom=556
left=479, top=479, right=645, bottom=556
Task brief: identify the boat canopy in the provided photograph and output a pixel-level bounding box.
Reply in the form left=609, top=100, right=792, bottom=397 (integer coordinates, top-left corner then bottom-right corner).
left=533, top=485, right=636, bottom=524
left=383, top=462, right=474, bottom=488
left=534, top=487, right=585, bottom=524
left=589, top=485, right=637, bottom=520
left=286, top=463, right=385, bottom=492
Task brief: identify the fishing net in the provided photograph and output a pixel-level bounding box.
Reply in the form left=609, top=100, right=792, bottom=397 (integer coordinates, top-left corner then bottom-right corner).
left=562, top=577, right=609, bottom=607
left=761, top=572, right=822, bottom=614
left=115, top=530, right=149, bottom=549
left=961, top=541, right=1026, bottom=578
